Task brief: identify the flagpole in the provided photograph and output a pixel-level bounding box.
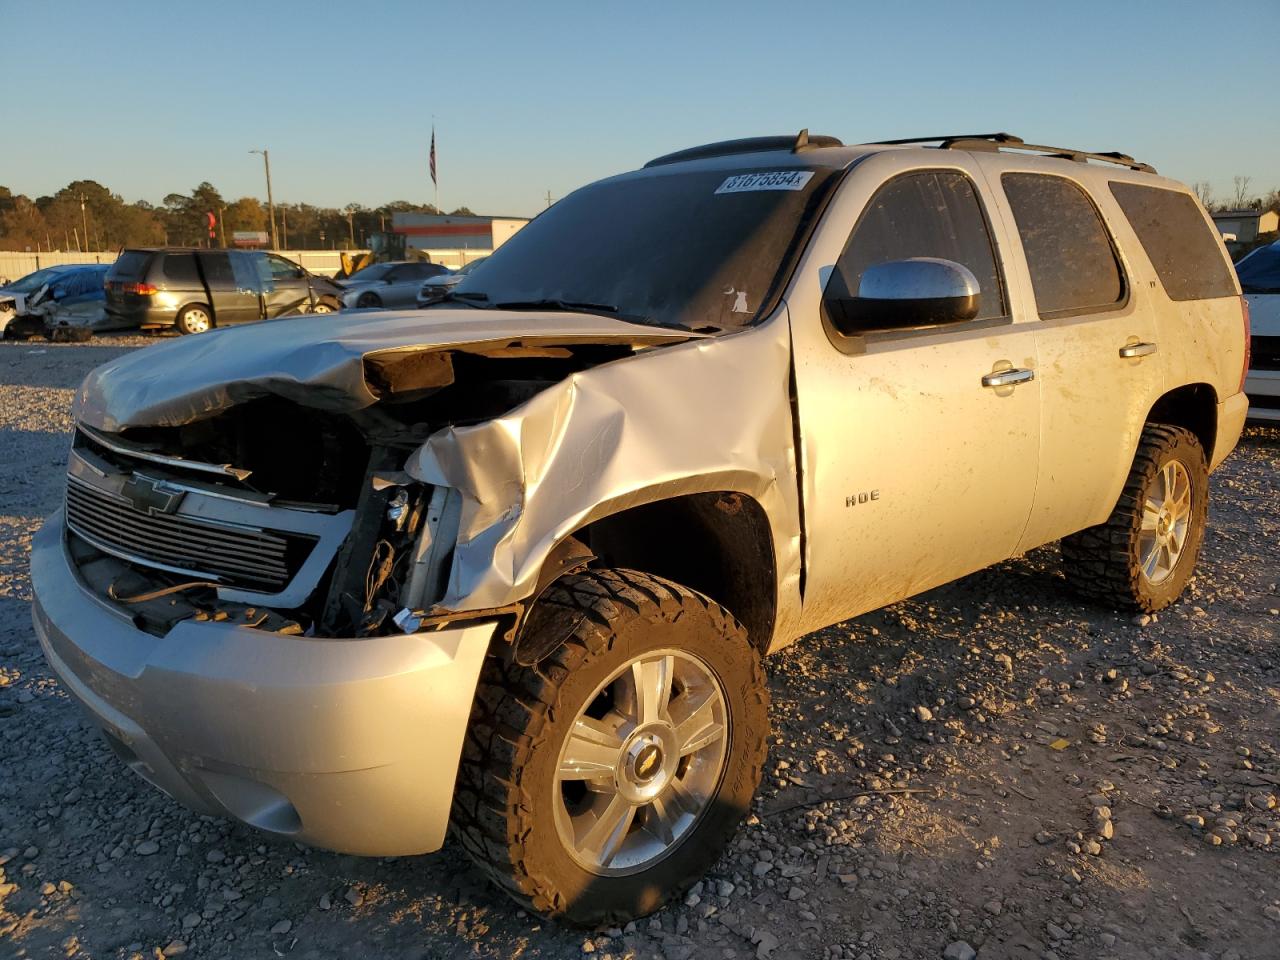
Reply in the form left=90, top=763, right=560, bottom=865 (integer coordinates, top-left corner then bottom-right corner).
left=432, top=119, right=439, bottom=214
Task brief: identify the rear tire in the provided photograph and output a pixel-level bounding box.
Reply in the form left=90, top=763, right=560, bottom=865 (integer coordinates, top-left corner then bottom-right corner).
left=175, top=304, right=212, bottom=335
left=1061, top=424, right=1208, bottom=613
left=451, top=568, right=768, bottom=926
left=311, top=298, right=338, bottom=314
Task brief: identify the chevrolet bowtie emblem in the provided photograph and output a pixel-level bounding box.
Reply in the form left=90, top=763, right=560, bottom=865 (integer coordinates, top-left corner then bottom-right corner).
left=121, top=475, right=186, bottom=516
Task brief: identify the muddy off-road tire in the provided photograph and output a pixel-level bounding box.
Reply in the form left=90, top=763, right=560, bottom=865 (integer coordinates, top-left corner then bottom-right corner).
left=451, top=568, right=768, bottom=926
left=1062, top=424, right=1208, bottom=613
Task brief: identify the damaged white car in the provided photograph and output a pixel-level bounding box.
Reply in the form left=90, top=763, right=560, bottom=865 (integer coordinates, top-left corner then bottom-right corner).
left=32, top=132, right=1249, bottom=924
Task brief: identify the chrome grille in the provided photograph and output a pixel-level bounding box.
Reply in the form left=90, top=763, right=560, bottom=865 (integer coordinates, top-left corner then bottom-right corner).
left=65, top=474, right=307, bottom=592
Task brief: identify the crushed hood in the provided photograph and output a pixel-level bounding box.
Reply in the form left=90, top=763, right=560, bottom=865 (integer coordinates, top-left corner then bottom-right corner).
left=74, top=308, right=703, bottom=431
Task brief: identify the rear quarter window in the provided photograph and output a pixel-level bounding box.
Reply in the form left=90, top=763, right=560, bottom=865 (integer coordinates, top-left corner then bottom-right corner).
left=1002, top=173, right=1125, bottom=317
left=162, top=254, right=200, bottom=284
left=1109, top=182, right=1238, bottom=301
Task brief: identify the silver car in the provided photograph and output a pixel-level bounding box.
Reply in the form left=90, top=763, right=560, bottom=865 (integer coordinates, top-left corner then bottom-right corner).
left=416, top=257, right=486, bottom=306
left=340, top=260, right=450, bottom=309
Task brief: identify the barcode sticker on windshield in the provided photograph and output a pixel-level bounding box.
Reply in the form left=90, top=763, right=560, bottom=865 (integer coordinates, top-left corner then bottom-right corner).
left=715, top=171, right=814, bottom=194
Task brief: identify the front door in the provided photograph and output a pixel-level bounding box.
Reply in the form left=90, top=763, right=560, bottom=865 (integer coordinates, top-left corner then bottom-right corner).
left=260, top=254, right=314, bottom=317
left=790, top=166, right=1041, bottom=634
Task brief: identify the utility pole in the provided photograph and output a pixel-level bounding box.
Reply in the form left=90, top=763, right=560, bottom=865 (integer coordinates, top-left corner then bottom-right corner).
left=281, top=207, right=288, bottom=250
left=250, top=149, right=278, bottom=248
left=218, top=206, right=226, bottom=247
left=80, top=194, right=90, bottom=251
left=545, top=190, right=555, bottom=208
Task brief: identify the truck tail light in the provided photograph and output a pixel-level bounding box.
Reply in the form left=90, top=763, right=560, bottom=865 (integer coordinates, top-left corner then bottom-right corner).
left=1240, top=296, right=1251, bottom=393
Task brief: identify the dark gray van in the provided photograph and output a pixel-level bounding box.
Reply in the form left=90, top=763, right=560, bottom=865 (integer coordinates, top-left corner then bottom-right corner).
left=105, top=248, right=344, bottom=334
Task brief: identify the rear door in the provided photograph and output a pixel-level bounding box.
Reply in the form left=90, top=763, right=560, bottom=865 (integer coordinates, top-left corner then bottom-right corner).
left=982, top=166, right=1163, bottom=551
left=259, top=254, right=313, bottom=316
left=195, top=251, right=263, bottom=326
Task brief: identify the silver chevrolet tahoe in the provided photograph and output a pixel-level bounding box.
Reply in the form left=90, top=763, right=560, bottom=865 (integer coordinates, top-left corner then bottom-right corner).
left=32, top=131, right=1250, bottom=925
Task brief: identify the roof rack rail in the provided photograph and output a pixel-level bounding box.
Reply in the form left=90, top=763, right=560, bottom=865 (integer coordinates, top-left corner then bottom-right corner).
left=871, top=132, right=1156, bottom=173
left=644, top=129, right=843, bottom=168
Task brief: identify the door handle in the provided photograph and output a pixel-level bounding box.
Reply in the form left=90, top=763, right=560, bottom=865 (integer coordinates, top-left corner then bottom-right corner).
left=982, top=367, right=1035, bottom=388
left=1119, top=341, right=1158, bottom=358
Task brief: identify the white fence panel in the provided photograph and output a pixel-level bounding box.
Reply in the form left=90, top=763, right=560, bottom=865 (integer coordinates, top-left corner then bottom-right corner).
left=0, top=250, right=372, bottom=282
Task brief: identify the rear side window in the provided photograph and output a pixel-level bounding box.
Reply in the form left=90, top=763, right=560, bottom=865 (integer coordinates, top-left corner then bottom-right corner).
left=1002, top=173, right=1124, bottom=317
left=162, top=254, right=200, bottom=283
left=1109, top=182, right=1238, bottom=300
left=107, top=251, right=151, bottom=279
left=831, top=170, right=1008, bottom=321
left=398, top=262, right=447, bottom=280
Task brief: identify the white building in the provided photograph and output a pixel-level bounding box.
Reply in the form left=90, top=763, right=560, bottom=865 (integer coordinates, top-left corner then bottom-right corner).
left=391, top=213, right=529, bottom=268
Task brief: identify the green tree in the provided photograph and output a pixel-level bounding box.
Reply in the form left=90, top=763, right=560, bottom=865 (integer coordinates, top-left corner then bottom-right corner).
left=163, top=182, right=226, bottom=246
left=222, top=197, right=267, bottom=242
left=0, top=195, right=51, bottom=250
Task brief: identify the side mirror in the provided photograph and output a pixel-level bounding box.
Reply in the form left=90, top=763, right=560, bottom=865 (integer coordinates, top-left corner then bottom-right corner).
left=825, top=258, right=980, bottom=335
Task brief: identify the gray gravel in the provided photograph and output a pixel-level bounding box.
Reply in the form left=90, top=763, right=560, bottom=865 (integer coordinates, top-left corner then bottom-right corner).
left=1, top=338, right=1277, bottom=959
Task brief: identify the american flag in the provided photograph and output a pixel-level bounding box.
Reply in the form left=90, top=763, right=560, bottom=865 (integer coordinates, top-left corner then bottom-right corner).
left=429, top=128, right=437, bottom=187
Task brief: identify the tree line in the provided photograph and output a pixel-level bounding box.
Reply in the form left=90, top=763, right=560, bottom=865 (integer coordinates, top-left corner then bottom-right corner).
left=1192, top=177, right=1280, bottom=215
left=0, top=180, right=476, bottom=252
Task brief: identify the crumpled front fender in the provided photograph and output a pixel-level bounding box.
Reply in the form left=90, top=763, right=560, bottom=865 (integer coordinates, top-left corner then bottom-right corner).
left=406, top=317, right=803, bottom=642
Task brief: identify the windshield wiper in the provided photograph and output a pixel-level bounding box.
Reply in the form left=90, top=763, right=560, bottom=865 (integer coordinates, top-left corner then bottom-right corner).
left=493, top=298, right=621, bottom=317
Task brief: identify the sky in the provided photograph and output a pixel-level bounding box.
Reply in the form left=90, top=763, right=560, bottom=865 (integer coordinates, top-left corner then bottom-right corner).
left=3, top=0, right=1277, bottom=218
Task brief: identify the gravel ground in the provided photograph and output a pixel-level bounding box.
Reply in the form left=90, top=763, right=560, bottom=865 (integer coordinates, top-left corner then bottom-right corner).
left=1, top=338, right=1277, bottom=960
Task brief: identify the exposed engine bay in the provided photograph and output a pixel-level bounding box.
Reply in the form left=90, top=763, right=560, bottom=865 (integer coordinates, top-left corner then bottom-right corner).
left=66, top=338, right=641, bottom=639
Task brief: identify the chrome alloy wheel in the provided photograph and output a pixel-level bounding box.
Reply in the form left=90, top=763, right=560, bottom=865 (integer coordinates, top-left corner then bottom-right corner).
left=553, top=649, right=729, bottom=875
left=1139, top=460, right=1192, bottom=585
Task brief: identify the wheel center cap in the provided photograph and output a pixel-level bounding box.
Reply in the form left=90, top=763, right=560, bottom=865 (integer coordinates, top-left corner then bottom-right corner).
left=632, top=743, right=663, bottom=782
left=618, top=728, right=677, bottom=802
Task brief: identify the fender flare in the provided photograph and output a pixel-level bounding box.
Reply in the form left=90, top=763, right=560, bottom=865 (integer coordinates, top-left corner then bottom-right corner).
left=510, top=536, right=595, bottom=666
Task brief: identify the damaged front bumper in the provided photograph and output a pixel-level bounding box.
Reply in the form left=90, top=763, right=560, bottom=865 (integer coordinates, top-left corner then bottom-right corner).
left=31, top=512, right=493, bottom=856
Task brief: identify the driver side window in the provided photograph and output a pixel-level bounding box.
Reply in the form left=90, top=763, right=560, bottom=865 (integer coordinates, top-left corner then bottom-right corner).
left=829, top=171, right=1008, bottom=322
left=265, top=255, right=303, bottom=280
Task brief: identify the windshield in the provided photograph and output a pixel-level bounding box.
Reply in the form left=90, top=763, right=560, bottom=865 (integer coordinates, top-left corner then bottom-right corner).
left=6, top=266, right=72, bottom=293
left=346, top=263, right=395, bottom=284
left=450, top=165, right=841, bottom=330
left=1237, top=242, right=1280, bottom=293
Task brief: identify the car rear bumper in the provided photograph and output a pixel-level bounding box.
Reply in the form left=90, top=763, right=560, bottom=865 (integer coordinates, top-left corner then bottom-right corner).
left=31, top=511, right=493, bottom=856
left=106, top=301, right=176, bottom=328
left=1245, top=369, right=1280, bottom=422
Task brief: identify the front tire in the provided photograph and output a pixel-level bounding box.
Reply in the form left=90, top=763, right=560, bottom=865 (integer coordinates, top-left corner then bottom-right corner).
left=1061, top=424, right=1208, bottom=613
left=175, top=304, right=212, bottom=335
left=311, top=298, right=338, bottom=314
left=355, top=291, right=381, bottom=309
left=452, top=568, right=768, bottom=926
